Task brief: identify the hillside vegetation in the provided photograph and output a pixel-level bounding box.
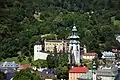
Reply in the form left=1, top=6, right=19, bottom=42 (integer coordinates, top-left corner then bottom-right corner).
left=0, top=0, right=120, bottom=59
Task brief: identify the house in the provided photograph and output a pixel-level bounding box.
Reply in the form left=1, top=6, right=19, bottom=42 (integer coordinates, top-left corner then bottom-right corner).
left=36, top=72, right=56, bottom=80
left=78, top=70, right=93, bottom=80
left=0, top=61, right=19, bottom=80
left=83, top=52, right=96, bottom=60
left=44, top=40, right=68, bottom=53
left=114, top=61, right=120, bottom=80
left=0, top=69, right=16, bottom=80
left=34, top=41, right=49, bottom=61
left=17, top=64, right=31, bottom=71
left=34, top=51, right=49, bottom=61
left=112, top=49, right=120, bottom=53
left=69, top=66, right=89, bottom=80
left=97, top=66, right=117, bottom=80
left=0, top=61, right=19, bottom=70
left=5, top=70, right=16, bottom=80
left=41, top=68, right=56, bottom=75
left=102, top=51, right=116, bottom=60
left=36, top=69, right=57, bottom=80
left=116, top=35, right=120, bottom=43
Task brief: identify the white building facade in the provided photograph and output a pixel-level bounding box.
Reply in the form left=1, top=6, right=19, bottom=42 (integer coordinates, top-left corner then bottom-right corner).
left=97, top=67, right=117, bottom=80
left=83, top=53, right=96, bottom=60
left=34, top=42, right=49, bottom=61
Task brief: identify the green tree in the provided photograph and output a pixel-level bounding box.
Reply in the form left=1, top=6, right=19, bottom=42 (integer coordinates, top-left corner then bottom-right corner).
left=1, top=0, right=120, bottom=61
left=13, top=68, right=40, bottom=80
left=32, top=59, right=47, bottom=68
left=46, top=54, right=55, bottom=68
left=56, top=65, right=68, bottom=79
left=0, top=71, right=5, bottom=80
left=56, top=53, right=68, bottom=79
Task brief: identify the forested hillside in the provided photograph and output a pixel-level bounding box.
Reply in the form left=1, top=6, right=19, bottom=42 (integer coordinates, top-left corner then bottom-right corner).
left=0, top=0, right=120, bottom=59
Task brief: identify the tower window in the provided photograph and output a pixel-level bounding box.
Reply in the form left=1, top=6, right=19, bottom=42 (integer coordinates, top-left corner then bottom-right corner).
left=76, top=46, right=78, bottom=51
left=71, top=46, right=73, bottom=50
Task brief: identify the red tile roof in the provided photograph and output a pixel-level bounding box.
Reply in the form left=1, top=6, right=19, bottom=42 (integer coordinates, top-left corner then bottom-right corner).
left=18, top=64, right=31, bottom=70
left=112, top=49, right=120, bottom=53
left=69, top=66, right=89, bottom=73
left=83, top=52, right=96, bottom=56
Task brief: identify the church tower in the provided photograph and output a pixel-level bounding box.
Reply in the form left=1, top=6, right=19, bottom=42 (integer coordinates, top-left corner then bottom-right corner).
left=68, top=24, right=81, bottom=66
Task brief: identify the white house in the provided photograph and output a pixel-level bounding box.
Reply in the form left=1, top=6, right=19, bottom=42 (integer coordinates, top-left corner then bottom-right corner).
left=97, top=66, right=117, bottom=80
left=102, top=51, right=116, bottom=59
left=34, top=41, right=49, bottom=61
left=83, top=52, right=96, bottom=60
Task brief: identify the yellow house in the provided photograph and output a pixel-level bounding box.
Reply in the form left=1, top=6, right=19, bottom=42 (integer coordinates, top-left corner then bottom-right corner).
left=44, top=40, right=68, bottom=53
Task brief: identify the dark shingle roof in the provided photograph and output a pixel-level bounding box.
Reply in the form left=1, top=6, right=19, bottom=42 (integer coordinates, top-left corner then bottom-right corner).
left=6, top=72, right=16, bottom=80
left=0, top=62, right=19, bottom=68
left=42, top=68, right=56, bottom=75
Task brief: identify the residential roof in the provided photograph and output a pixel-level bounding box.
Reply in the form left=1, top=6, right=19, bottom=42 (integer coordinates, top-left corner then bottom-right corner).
left=0, top=69, right=16, bottom=80
left=69, top=66, right=89, bottom=73
left=112, top=49, right=120, bottom=53
left=0, top=61, right=19, bottom=68
left=36, top=71, right=56, bottom=79
left=6, top=72, right=16, bottom=80
left=42, top=68, right=56, bottom=75
left=18, top=64, right=31, bottom=70
left=83, top=52, right=96, bottom=56
left=102, top=51, right=116, bottom=57
left=79, top=71, right=92, bottom=79
left=97, top=67, right=117, bottom=77
left=35, top=41, right=42, bottom=45
left=45, top=40, right=68, bottom=42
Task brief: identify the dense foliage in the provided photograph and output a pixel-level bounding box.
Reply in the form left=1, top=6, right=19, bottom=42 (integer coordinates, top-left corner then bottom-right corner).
left=0, top=0, right=120, bottom=59
left=32, top=59, right=47, bottom=68
left=47, top=53, right=68, bottom=79
left=13, top=68, right=40, bottom=80
left=0, top=71, right=5, bottom=80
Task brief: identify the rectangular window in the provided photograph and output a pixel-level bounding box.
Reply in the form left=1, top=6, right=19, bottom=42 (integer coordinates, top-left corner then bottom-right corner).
left=76, top=46, right=78, bottom=51
left=37, top=50, right=39, bottom=52
left=71, top=46, right=73, bottom=50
